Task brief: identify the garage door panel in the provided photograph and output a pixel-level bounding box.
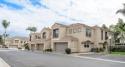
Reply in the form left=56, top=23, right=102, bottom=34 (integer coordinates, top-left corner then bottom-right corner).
left=37, top=44, right=44, bottom=51
left=55, top=42, right=68, bottom=52
left=31, top=44, right=35, bottom=50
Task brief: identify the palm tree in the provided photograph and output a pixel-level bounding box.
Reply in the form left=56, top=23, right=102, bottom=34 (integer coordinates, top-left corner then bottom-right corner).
left=1, top=20, right=10, bottom=47
left=116, top=3, right=125, bottom=16
left=115, top=18, right=125, bottom=45
left=26, top=27, right=37, bottom=33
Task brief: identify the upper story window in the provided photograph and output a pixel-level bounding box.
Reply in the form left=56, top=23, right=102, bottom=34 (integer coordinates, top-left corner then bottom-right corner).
left=69, top=29, right=72, bottom=34
left=53, top=29, right=59, bottom=38
left=20, top=41, right=23, bottom=43
left=77, top=28, right=81, bottom=32
left=15, top=40, right=19, bottom=43
left=36, top=36, right=41, bottom=39
left=101, top=30, right=103, bottom=40
left=29, top=36, right=31, bottom=41
left=86, top=28, right=91, bottom=37
left=84, top=42, right=89, bottom=48
left=73, top=29, right=77, bottom=33
left=105, top=32, right=108, bottom=40
left=43, top=32, right=46, bottom=39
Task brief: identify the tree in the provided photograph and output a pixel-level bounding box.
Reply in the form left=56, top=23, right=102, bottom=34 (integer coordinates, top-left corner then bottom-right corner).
left=115, top=18, right=125, bottom=45
left=102, top=24, right=108, bottom=29
left=26, top=27, right=37, bottom=33
left=24, top=43, right=30, bottom=50
left=1, top=20, right=10, bottom=47
left=116, top=4, right=125, bottom=16
left=0, top=35, right=3, bottom=45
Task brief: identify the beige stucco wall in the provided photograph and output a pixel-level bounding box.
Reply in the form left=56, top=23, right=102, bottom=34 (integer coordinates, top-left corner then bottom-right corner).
left=41, top=29, right=51, bottom=39
left=67, top=25, right=95, bottom=52
left=51, top=24, right=67, bottom=40
left=44, top=40, right=51, bottom=50
left=69, top=40, right=78, bottom=52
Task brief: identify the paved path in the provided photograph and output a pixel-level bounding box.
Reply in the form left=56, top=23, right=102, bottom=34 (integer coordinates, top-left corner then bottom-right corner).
left=0, top=49, right=124, bottom=67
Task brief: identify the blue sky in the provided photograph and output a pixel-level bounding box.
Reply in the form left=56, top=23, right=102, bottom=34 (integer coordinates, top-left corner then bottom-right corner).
left=0, top=0, right=125, bottom=37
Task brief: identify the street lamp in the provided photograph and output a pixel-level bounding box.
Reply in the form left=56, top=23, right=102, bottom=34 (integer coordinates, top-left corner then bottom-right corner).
left=108, top=35, right=112, bottom=53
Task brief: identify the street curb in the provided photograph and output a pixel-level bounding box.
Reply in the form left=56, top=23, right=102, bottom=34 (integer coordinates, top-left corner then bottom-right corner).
left=0, top=58, right=11, bottom=67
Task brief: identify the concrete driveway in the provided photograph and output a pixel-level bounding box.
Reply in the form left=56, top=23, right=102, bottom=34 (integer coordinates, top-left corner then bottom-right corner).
left=0, top=49, right=124, bottom=67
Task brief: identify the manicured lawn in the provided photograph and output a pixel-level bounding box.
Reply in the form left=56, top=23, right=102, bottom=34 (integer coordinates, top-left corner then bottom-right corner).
left=109, top=52, right=125, bottom=55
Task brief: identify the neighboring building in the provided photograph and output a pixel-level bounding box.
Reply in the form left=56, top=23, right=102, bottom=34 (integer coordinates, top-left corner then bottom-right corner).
left=29, top=23, right=112, bottom=53
left=29, top=28, right=51, bottom=51
left=7, top=36, right=29, bottom=48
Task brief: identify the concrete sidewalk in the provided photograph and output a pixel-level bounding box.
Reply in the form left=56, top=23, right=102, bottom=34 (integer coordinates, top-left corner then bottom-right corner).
left=0, top=58, right=11, bottom=67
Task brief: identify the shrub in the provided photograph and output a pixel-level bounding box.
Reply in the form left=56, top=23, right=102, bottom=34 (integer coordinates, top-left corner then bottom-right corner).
left=18, top=47, right=22, bottom=49
left=91, top=48, right=104, bottom=52
left=44, top=49, right=53, bottom=52
left=99, top=48, right=104, bottom=52
left=65, top=48, right=71, bottom=54
left=110, top=46, right=125, bottom=52
left=49, top=48, right=53, bottom=52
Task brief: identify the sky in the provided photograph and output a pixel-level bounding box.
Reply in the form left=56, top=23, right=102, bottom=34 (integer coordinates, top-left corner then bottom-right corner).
left=0, top=0, right=125, bottom=37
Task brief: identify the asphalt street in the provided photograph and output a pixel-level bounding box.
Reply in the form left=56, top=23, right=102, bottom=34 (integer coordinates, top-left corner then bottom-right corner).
left=0, top=49, right=125, bottom=67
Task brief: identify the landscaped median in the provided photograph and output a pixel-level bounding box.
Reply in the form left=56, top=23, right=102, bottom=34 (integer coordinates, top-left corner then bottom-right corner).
left=0, top=58, right=11, bottom=67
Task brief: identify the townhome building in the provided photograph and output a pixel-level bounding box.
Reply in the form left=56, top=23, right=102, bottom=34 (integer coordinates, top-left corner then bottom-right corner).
left=29, top=28, right=51, bottom=51
left=7, top=36, right=29, bottom=48
left=29, top=23, right=112, bottom=53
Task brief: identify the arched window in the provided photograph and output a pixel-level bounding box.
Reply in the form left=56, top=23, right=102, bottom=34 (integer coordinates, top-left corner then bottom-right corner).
left=43, top=32, right=46, bottom=38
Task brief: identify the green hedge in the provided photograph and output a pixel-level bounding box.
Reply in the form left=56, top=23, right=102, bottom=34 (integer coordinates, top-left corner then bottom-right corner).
left=91, top=48, right=104, bottom=52
left=44, top=48, right=53, bottom=52
left=110, top=46, right=125, bottom=52
left=115, top=43, right=125, bottom=45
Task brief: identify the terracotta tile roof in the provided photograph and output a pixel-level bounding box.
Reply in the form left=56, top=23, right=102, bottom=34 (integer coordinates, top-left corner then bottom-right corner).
left=68, top=23, right=83, bottom=27
left=41, top=27, right=51, bottom=32
left=30, top=33, right=41, bottom=36
left=67, top=23, right=93, bottom=28
left=52, top=23, right=67, bottom=28
left=60, top=35, right=78, bottom=41
left=10, top=36, right=29, bottom=41
left=30, top=39, right=51, bottom=44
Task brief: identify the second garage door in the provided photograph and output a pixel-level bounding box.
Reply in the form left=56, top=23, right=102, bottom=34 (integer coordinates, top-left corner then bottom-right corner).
left=37, top=44, right=44, bottom=51
left=54, top=42, right=68, bottom=52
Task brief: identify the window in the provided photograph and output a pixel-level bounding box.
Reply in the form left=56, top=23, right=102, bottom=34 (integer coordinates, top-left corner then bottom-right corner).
left=101, top=30, right=103, bottom=40
left=86, top=29, right=91, bottom=37
left=24, top=41, right=26, bottom=43
left=53, top=29, right=59, bottom=38
left=105, top=32, right=108, bottom=40
left=36, top=36, right=41, bottom=39
left=43, top=32, right=46, bottom=38
left=69, top=29, right=72, bottom=34
left=20, top=41, right=23, bottom=43
left=30, top=36, right=31, bottom=41
left=73, top=29, right=77, bottom=33
left=15, top=40, right=19, bottom=43
left=84, top=42, right=89, bottom=48
left=77, top=28, right=81, bottom=32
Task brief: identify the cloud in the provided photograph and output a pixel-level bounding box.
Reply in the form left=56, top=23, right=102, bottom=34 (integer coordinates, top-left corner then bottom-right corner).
left=0, top=0, right=125, bottom=37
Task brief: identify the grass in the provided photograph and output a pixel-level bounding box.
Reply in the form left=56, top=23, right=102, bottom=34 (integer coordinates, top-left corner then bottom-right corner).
left=109, top=52, right=125, bottom=55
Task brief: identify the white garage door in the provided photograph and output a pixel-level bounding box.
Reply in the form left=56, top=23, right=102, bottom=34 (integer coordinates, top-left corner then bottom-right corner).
left=31, top=44, right=35, bottom=51
left=54, top=42, right=68, bottom=52
left=37, top=44, right=44, bottom=51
